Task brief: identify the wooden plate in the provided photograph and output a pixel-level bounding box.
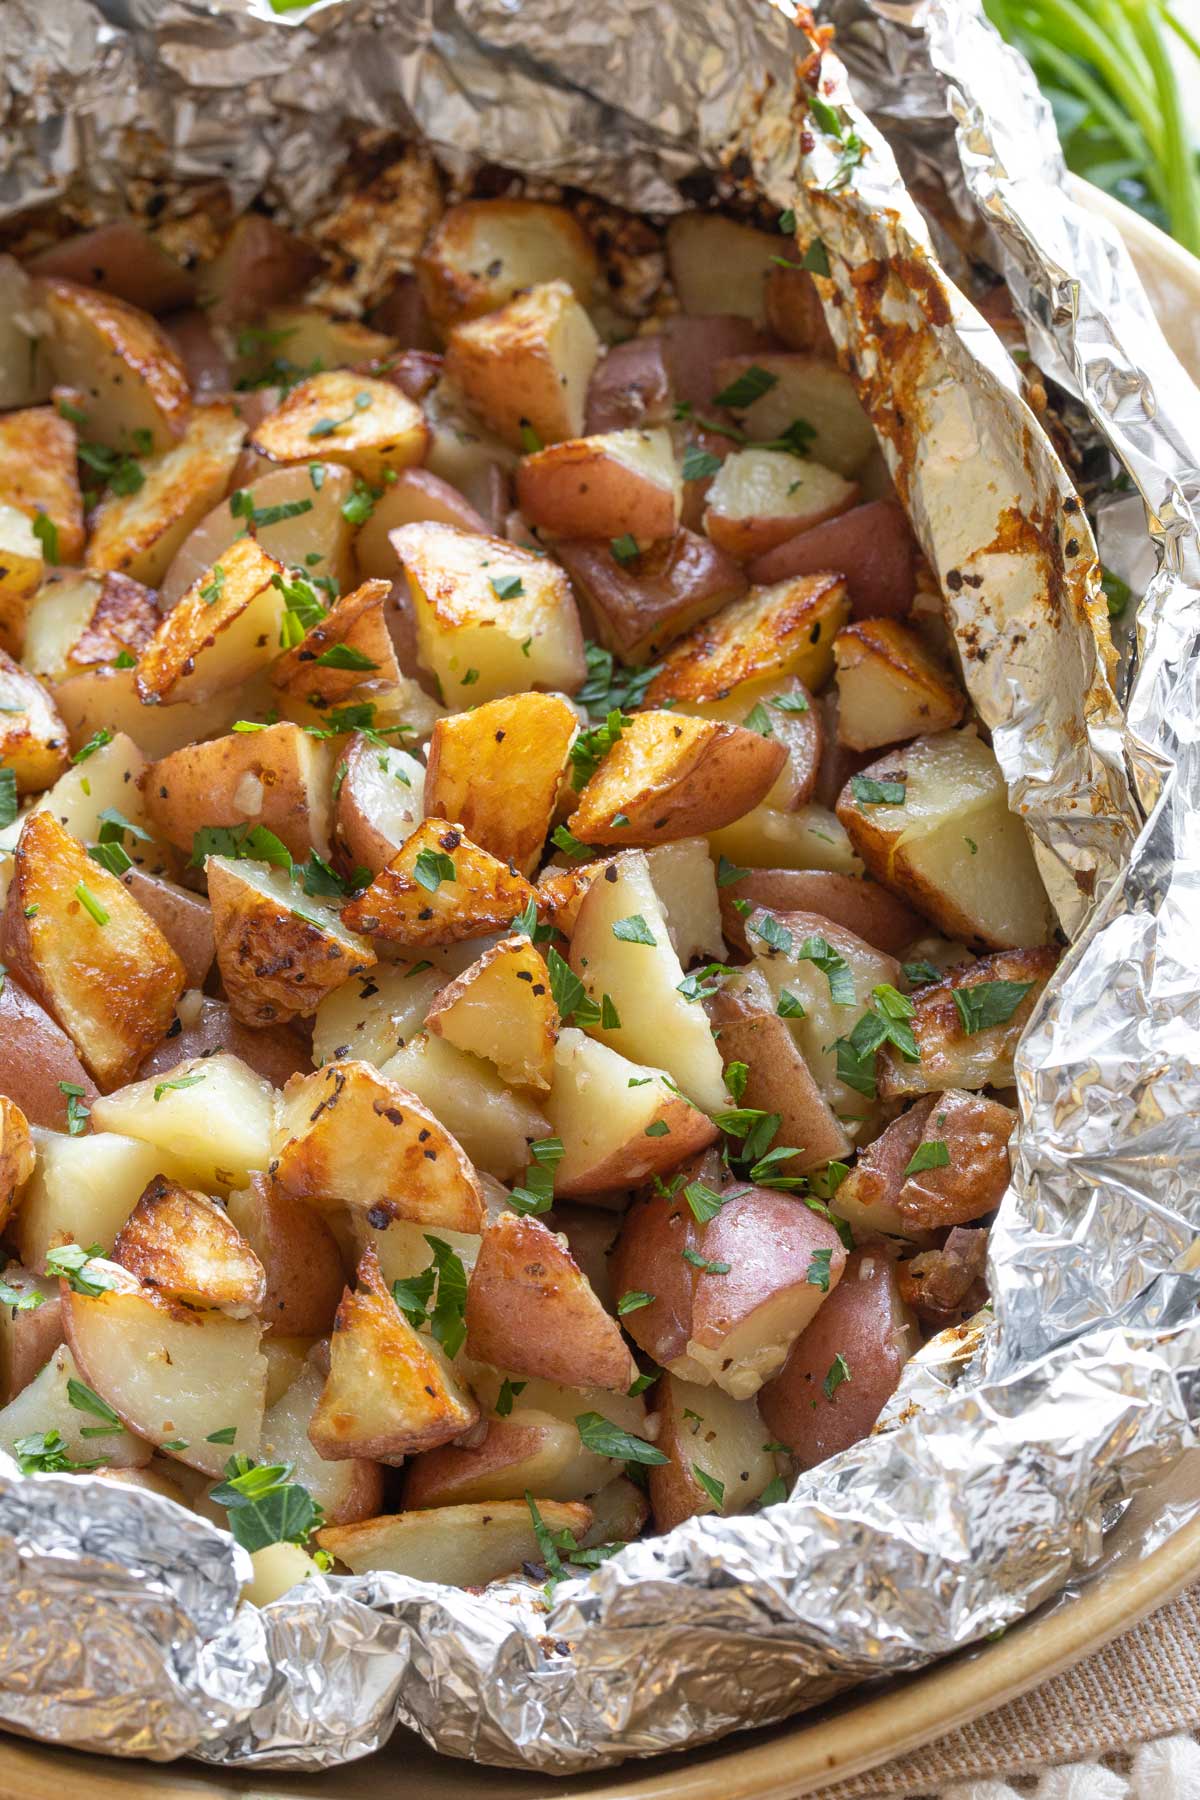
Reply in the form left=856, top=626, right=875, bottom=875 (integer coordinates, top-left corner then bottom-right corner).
left=2, top=180, right=1198, bottom=1798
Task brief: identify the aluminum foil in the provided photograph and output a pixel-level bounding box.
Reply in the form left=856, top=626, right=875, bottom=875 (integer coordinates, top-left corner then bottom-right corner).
left=2, top=0, right=1200, bottom=1776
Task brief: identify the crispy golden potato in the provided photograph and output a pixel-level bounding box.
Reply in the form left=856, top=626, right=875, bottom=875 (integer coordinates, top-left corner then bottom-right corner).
left=555, top=530, right=747, bottom=665
left=709, top=968, right=852, bottom=1173
left=718, top=868, right=921, bottom=959
left=645, top=572, right=850, bottom=707
left=710, top=354, right=877, bottom=478
left=703, top=449, right=859, bottom=560
left=29, top=221, right=197, bottom=314
left=425, top=934, right=558, bottom=1090
left=831, top=1089, right=1015, bottom=1242
left=308, top=1246, right=478, bottom=1461
left=648, top=1373, right=777, bottom=1531
left=0, top=502, right=43, bottom=653
left=0, top=1097, right=35, bottom=1234
left=143, top=722, right=337, bottom=862
left=206, top=855, right=376, bottom=1026
left=91, top=1051, right=277, bottom=1190
left=665, top=214, right=780, bottom=321
left=0, top=1262, right=62, bottom=1404
left=249, top=372, right=427, bottom=485
left=341, top=818, right=538, bottom=948
left=0, top=648, right=69, bottom=793
left=2, top=812, right=186, bottom=1088
left=85, top=402, right=246, bottom=586
left=833, top=618, right=965, bottom=751
left=269, top=578, right=399, bottom=710
left=423, top=691, right=576, bottom=875
left=0, top=1341, right=151, bottom=1472
left=272, top=1061, right=486, bottom=1232
left=333, top=734, right=426, bottom=876
left=0, top=405, right=84, bottom=564
left=260, top=1361, right=383, bottom=1527
left=877, top=946, right=1058, bottom=1098
left=112, top=1175, right=267, bottom=1315
left=69, top=572, right=158, bottom=670
left=465, top=1211, right=635, bottom=1393
left=418, top=198, right=599, bottom=331
left=63, top=1280, right=266, bottom=1477
left=226, top=1177, right=346, bottom=1340
left=393, top=520, right=585, bottom=704
left=160, top=462, right=357, bottom=610
left=135, top=535, right=287, bottom=707
left=835, top=730, right=1055, bottom=949
left=318, top=1497, right=593, bottom=1584
left=516, top=427, right=681, bottom=545
left=39, top=278, right=191, bottom=453
left=0, top=976, right=97, bottom=1132
left=545, top=1027, right=719, bottom=1197
left=445, top=280, right=600, bottom=450
left=568, top=709, right=785, bottom=847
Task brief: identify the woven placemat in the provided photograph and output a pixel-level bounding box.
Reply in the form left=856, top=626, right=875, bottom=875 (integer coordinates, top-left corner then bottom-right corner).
left=806, top=1587, right=1200, bottom=1798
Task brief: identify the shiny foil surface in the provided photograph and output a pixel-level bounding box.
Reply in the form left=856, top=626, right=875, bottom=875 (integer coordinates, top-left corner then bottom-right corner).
left=2, top=0, right=1200, bottom=1775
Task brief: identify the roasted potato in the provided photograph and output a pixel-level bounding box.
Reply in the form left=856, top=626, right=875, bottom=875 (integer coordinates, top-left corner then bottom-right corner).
left=50, top=666, right=252, bottom=763
left=16, top=1126, right=188, bottom=1269
left=380, top=1032, right=550, bottom=1182
left=401, top=1410, right=615, bottom=1510
left=117, top=869, right=214, bottom=990
left=746, top=498, right=918, bottom=619
left=679, top=673, right=822, bottom=811
left=0, top=1341, right=151, bottom=1471
left=249, top=372, right=427, bottom=485
left=318, top=1497, right=593, bottom=1584
left=237, top=306, right=395, bottom=382
left=0, top=648, right=70, bottom=793
left=718, top=868, right=922, bottom=959
left=39, top=278, right=191, bottom=453
left=19, top=727, right=160, bottom=862
left=445, top=280, right=600, bottom=450
left=333, top=734, right=426, bottom=876
left=0, top=404, right=84, bottom=565
left=111, top=1176, right=266, bottom=1316
left=258, top=1360, right=383, bottom=1528
left=709, top=969, right=852, bottom=1173
left=555, top=529, right=747, bottom=665
left=160, top=462, right=357, bottom=610
left=135, top=994, right=311, bottom=1089
left=341, top=818, right=538, bottom=948
left=29, top=221, right=197, bottom=315
left=0, top=1262, right=63, bottom=1404
left=226, top=1178, right=346, bottom=1340
left=707, top=799, right=864, bottom=877
left=90, top=1052, right=277, bottom=1190
left=2, top=812, right=186, bottom=1087
left=665, top=214, right=780, bottom=322
left=0, top=503, right=44, bottom=654
left=709, top=354, right=877, bottom=478
left=835, top=730, right=1055, bottom=949
left=649, top=1372, right=777, bottom=1530
left=269, top=578, right=399, bottom=710
left=585, top=336, right=672, bottom=435
left=0, top=976, right=97, bottom=1132
left=21, top=569, right=102, bottom=680
left=308, top=1246, right=478, bottom=1461
left=206, top=855, right=376, bottom=1025
left=876, top=946, right=1058, bottom=1098
left=644, top=573, right=850, bottom=707
left=516, top=428, right=681, bottom=545
left=198, top=218, right=322, bottom=327
left=703, top=449, right=859, bottom=561
left=353, top=469, right=490, bottom=582
left=424, top=692, right=577, bottom=876
left=833, top=618, right=965, bottom=751
left=143, top=722, right=336, bottom=863
left=424, top=934, right=558, bottom=1090
left=417, top=199, right=599, bottom=331
left=545, top=1027, right=719, bottom=1197
left=68, top=573, right=159, bottom=671
left=272, top=1060, right=486, bottom=1232
left=135, top=535, right=286, bottom=707
left=0, top=1096, right=35, bottom=1232
left=831, top=1089, right=1015, bottom=1241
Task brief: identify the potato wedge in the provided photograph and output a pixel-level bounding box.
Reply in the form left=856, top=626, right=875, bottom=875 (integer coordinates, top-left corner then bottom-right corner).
left=665, top=215, right=780, bottom=322
left=718, top=869, right=921, bottom=959
left=831, top=1089, right=1015, bottom=1241
left=380, top=1034, right=549, bottom=1183
left=877, top=946, right=1058, bottom=1098
left=649, top=1372, right=777, bottom=1531
left=333, top=734, right=426, bottom=877
left=709, top=969, right=851, bottom=1173
left=29, top=221, right=197, bottom=315
left=0, top=1341, right=151, bottom=1471
left=112, top=1176, right=266, bottom=1316
left=394, top=519, right=585, bottom=704
left=567, top=849, right=727, bottom=1111
left=206, top=855, right=375, bottom=1026
left=710, top=354, right=877, bottom=478
left=555, top=529, right=747, bottom=665
left=0, top=648, right=70, bottom=794
left=445, top=280, right=600, bottom=451
left=703, top=449, right=859, bottom=561
left=0, top=975, right=97, bottom=1132
left=226, top=1178, right=346, bottom=1340
left=308, top=1245, right=478, bottom=1460
left=568, top=709, right=784, bottom=848
left=833, top=618, right=965, bottom=751
left=746, top=498, right=917, bottom=619
left=39, top=278, right=191, bottom=453
left=835, top=731, right=1055, bottom=949
left=645, top=572, right=850, bottom=707
left=272, top=1060, right=485, bottom=1232
left=401, top=1409, right=615, bottom=1509
left=425, top=935, right=558, bottom=1090
left=341, top=818, right=537, bottom=948
left=0, top=1097, right=35, bottom=1232
left=63, top=1281, right=266, bottom=1477
left=418, top=199, right=599, bottom=331
left=465, top=1212, right=635, bottom=1393
left=269, top=578, right=399, bottom=710
left=143, top=722, right=336, bottom=863
left=160, top=462, right=357, bottom=610
left=638, top=836, right=726, bottom=965
left=423, top=692, right=576, bottom=876
left=545, top=1027, right=719, bottom=1197
left=250, top=372, right=427, bottom=485
left=198, top=218, right=323, bottom=327
left=84, top=403, right=246, bottom=588
left=135, top=535, right=286, bottom=707
left=0, top=1263, right=63, bottom=1404
left=0, top=405, right=84, bottom=565
left=517, top=428, right=681, bottom=545
left=318, top=1497, right=592, bottom=1584
left=0, top=503, right=43, bottom=654
left=90, top=1052, right=277, bottom=1190
left=2, top=812, right=185, bottom=1087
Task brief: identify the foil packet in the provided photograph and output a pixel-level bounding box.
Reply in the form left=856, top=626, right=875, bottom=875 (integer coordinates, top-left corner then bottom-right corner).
left=1, top=0, right=1200, bottom=1775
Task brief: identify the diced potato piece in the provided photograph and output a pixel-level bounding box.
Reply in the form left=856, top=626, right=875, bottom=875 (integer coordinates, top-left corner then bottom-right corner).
left=250, top=372, right=427, bottom=485
left=425, top=935, right=558, bottom=1090
left=0, top=257, right=52, bottom=409
left=0, top=1343, right=151, bottom=1471
left=19, top=728, right=151, bottom=862
left=225, top=1179, right=346, bottom=1341
left=423, top=692, right=576, bottom=875
left=422, top=384, right=516, bottom=528
left=833, top=618, right=965, bottom=751
left=16, top=1126, right=192, bottom=1270
left=465, top=1212, right=635, bottom=1392
left=586, top=336, right=672, bottom=434
left=567, top=850, right=727, bottom=1111
left=703, top=449, right=858, bottom=560
left=569, top=709, right=785, bottom=847
left=39, top=278, right=191, bottom=453
left=836, top=730, right=1055, bottom=949
left=2, top=812, right=185, bottom=1087
left=206, top=856, right=375, bottom=1026
left=260, top=1360, right=383, bottom=1526
left=446, top=280, right=600, bottom=450
left=418, top=199, right=599, bottom=331
left=28, top=222, right=197, bottom=315
left=272, top=1061, right=485, bottom=1232
left=50, top=667, right=250, bottom=762
left=649, top=1373, right=777, bottom=1530
left=711, top=354, right=877, bottom=478
left=747, top=497, right=917, bottom=617
left=353, top=468, right=490, bottom=582
left=717, top=871, right=919, bottom=960
left=831, top=1088, right=1015, bottom=1241
left=545, top=1027, right=719, bottom=1197
left=709, top=968, right=851, bottom=1172
left=645, top=573, right=850, bottom=706
left=308, top=1246, right=478, bottom=1460
left=401, top=1409, right=614, bottom=1509
left=90, top=1052, right=277, bottom=1189
left=22, top=571, right=102, bottom=681
left=0, top=1097, right=34, bottom=1232
left=63, top=1282, right=266, bottom=1477
left=0, top=502, right=43, bottom=653
left=0, top=405, right=84, bottom=564
left=319, top=1497, right=592, bottom=1584
left=242, top=1541, right=323, bottom=1606
left=197, top=219, right=322, bottom=328
left=112, top=1176, right=266, bottom=1315
left=312, top=961, right=441, bottom=1068
left=877, top=946, right=1058, bottom=1098
left=342, top=818, right=537, bottom=948
left=682, top=672, right=822, bottom=810
left=269, top=578, right=399, bottom=710
left=708, top=800, right=863, bottom=875
left=143, top=722, right=336, bottom=863
left=0, top=649, right=69, bottom=793
left=243, top=305, right=395, bottom=379
left=394, top=520, right=585, bottom=704
left=135, top=535, right=286, bottom=707
left=516, top=428, right=681, bottom=545
left=763, top=261, right=836, bottom=356
left=0, top=1265, right=63, bottom=1403
left=333, top=734, right=426, bottom=877
left=555, top=530, right=747, bottom=666
left=84, top=403, right=246, bottom=586
left=379, top=1033, right=548, bottom=1182
left=665, top=215, right=780, bottom=322
left=160, top=462, right=357, bottom=610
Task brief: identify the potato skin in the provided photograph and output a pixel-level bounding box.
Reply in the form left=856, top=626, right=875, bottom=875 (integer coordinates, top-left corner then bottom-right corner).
left=135, top=995, right=311, bottom=1088
left=0, top=975, right=98, bottom=1130
left=718, top=869, right=922, bottom=959
left=877, top=945, right=1059, bottom=1098
left=746, top=499, right=917, bottom=619
left=341, top=818, right=539, bottom=948
left=568, top=711, right=787, bottom=846
left=143, top=722, right=335, bottom=863
left=0, top=1097, right=35, bottom=1231
left=708, top=973, right=851, bottom=1174
left=555, top=530, right=747, bottom=666
left=227, top=1176, right=346, bottom=1339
